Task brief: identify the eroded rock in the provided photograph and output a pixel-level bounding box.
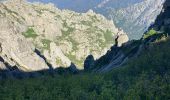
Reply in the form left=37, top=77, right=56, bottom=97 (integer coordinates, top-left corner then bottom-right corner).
left=115, top=29, right=129, bottom=47
left=0, top=17, right=49, bottom=72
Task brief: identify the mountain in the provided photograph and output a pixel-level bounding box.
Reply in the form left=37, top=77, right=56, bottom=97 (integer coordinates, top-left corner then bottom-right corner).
left=0, top=0, right=170, bottom=99
left=28, top=0, right=165, bottom=39
left=0, top=0, right=169, bottom=99
left=96, top=0, right=165, bottom=39
left=28, top=0, right=102, bottom=12
left=0, top=0, right=126, bottom=71
left=28, top=0, right=142, bottom=12
left=86, top=0, right=169, bottom=72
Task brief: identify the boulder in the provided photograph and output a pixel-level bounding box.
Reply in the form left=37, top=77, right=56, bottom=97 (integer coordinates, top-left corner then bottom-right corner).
left=0, top=61, right=7, bottom=70
left=115, top=30, right=129, bottom=47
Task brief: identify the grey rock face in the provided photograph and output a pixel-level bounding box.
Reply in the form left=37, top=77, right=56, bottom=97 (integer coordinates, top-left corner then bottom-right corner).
left=0, top=0, right=125, bottom=71
left=0, top=61, right=6, bottom=70
left=115, top=30, right=129, bottom=47
left=0, top=17, right=49, bottom=72
left=28, top=0, right=166, bottom=40
left=104, top=0, right=165, bottom=39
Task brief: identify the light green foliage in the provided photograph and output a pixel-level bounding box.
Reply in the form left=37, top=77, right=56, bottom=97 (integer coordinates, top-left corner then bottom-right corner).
left=61, top=20, right=75, bottom=37
left=56, top=58, right=63, bottom=66
left=90, top=15, right=100, bottom=22
left=143, top=29, right=158, bottom=39
left=66, top=53, right=83, bottom=67
left=22, top=27, right=38, bottom=38
left=96, top=29, right=114, bottom=49
left=41, top=39, right=51, bottom=50
left=104, top=29, right=114, bottom=44
left=81, top=20, right=92, bottom=26
left=59, top=20, right=79, bottom=51
left=69, top=37, right=79, bottom=51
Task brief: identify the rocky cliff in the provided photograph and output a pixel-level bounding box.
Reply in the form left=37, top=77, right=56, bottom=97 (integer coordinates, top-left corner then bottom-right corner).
left=28, top=0, right=165, bottom=40
left=0, top=0, right=124, bottom=71
left=149, top=0, right=170, bottom=34
left=105, top=0, right=165, bottom=39
left=89, top=0, right=169, bottom=72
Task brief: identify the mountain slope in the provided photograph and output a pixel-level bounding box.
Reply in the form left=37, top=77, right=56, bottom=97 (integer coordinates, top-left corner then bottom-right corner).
left=0, top=0, right=170, bottom=99
left=87, top=0, right=169, bottom=72
left=0, top=18, right=170, bottom=100
left=29, top=0, right=165, bottom=39
left=1, top=37, right=169, bottom=99
left=0, top=0, right=122, bottom=71
left=103, top=0, right=165, bottom=39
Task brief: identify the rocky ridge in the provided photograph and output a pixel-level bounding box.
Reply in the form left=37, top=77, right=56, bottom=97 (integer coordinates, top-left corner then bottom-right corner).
left=0, top=0, right=124, bottom=71
left=89, top=0, right=170, bottom=72
left=104, top=0, right=165, bottom=39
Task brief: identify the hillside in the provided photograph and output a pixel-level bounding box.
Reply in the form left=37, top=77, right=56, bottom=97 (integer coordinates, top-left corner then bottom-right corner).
left=0, top=37, right=169, bottom=99
left=0, top=0, right=170, bottom=99
left=103, top=0, right=165, bottom=39
left=29, top=0, right=166, bottom=39
left=0, top=0, right=123, bottom=71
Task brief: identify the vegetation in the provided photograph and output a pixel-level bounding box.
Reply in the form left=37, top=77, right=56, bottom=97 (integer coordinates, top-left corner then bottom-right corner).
left=55, top=20, right=79, bottom=53
left=66, top=53, right=83, bottom=67
left=0, top=38, right=169, bottom=100
left=56, top=58, right=63, bottom=66
left=81, top=21, right=92, bottom=26
left=41, top=39, right=51, bottom=50
left=143, top=29, right=158, bottom=39
left=90, top=15, right=100, bottom=22
left=22, top=27, right=38, bottom=39
left=104, top=29, right=114, bottom=44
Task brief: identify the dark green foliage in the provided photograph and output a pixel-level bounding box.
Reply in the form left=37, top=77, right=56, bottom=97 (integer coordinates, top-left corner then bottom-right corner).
left=0, top=39, right=170, bottom=100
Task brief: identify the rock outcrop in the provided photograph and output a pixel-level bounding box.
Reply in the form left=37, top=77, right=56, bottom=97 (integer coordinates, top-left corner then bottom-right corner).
left=0, top=17, right=49, bottom=72
left=115, top=29, right=129, bottom=47
left=0, top=61, right=6, bottom=70
left=105, top=0, right=165, bottom=39
left=90, top=0, right=169, bottom=72
left=0, top=0, right=123, bottom=71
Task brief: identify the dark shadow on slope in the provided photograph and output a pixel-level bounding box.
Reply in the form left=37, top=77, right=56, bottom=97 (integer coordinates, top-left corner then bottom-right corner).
left=86, top=39, right=143, bottom=72
left=0, top=56, right=19, bottom=71
left=88, top=0, right=170, bottom=72
left=34, top=48, right=53, bottom=71
left=0, top=50, right=80, bottom=79
left=84, top=55, right=95, bottom=71
left=0, top=62, right=80, bottom=79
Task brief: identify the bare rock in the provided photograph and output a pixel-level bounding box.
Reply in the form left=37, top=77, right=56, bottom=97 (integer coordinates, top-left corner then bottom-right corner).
left=115, top=29, right=129, bottom=47
left=43, top=42, right=71, bottom=69
left=0, top=61, right=7, bottom=70
left=0, top=0, right=121, bottom=70
left=0, top=17, right=49, bottom=72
